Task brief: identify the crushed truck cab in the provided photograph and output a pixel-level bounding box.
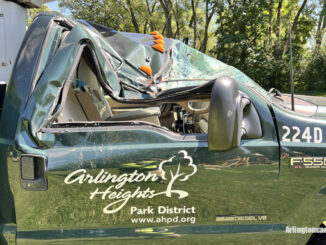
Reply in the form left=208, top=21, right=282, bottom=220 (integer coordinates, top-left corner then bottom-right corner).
left=0, top=12, right=326, bottom=244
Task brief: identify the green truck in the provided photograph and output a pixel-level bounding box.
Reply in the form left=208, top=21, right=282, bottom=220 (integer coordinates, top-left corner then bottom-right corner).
left=0, top=12, right=326, bottom=244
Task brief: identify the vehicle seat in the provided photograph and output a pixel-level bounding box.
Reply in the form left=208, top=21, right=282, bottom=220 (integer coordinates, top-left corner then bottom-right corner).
left=105, top=96, right=161, bottom=125
left=192, top=102, right=209, bottom=133
left=58, top=56, right=161, bottom=125
left=77, top=58, right=113, bottom=120
left=56, top=85, right=88, bottom=122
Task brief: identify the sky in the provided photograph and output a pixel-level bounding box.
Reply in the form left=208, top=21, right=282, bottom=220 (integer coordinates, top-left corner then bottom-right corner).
left=45, top=1, right=70, bottom=16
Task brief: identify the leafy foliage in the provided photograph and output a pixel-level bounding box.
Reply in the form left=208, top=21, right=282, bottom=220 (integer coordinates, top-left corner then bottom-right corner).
left=301, top=48, right=326, bottom=91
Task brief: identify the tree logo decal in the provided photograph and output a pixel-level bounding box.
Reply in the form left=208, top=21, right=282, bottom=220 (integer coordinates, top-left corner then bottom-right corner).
left=64, top=150, right=197, bottom=214
left=158, top=150, right=197, bottom=199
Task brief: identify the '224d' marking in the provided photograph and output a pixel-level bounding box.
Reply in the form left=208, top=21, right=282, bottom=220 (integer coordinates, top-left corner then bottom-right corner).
left=282, top=126, right=323, bottom=143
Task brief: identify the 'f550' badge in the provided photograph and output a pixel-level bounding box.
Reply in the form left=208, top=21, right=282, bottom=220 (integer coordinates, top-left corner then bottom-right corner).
left=290, top=157, right=326, bottom=168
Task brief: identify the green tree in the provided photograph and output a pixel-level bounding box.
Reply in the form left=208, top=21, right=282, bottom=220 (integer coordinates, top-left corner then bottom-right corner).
left=212, top=0, right=317, bottom=92
left=315, top=0, right=326, bottom=52
left=301, top=48, right=326, bottom=91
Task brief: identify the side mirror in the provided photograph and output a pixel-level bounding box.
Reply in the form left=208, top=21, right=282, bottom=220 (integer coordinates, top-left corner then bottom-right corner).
left=208, top=76, right=249, bottom=152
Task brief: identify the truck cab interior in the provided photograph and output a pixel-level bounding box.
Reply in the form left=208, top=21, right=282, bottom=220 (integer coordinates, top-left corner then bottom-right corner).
left=52, top=50, right=212, bottom=135
left=50, top=46, right=262, bottom=142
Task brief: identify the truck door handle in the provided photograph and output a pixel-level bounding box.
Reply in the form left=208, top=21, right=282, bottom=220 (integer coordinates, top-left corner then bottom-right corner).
left=20, top=155, right=47, bottom=191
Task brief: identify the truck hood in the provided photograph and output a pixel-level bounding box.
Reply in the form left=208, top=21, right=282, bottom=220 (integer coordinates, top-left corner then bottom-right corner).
left=271, top=94, right=326, bottom=118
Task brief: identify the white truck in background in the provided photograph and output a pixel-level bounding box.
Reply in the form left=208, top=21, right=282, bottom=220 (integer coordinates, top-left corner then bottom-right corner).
left=0, top=0, right=43, bottom=84
left=0, top=0, right=45, bottom=115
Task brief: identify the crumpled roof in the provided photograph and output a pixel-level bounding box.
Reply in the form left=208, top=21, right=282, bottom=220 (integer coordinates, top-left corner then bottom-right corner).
left=19, top=13, right=270, bottom=147
left=80, top=19, right=268, bottom=98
